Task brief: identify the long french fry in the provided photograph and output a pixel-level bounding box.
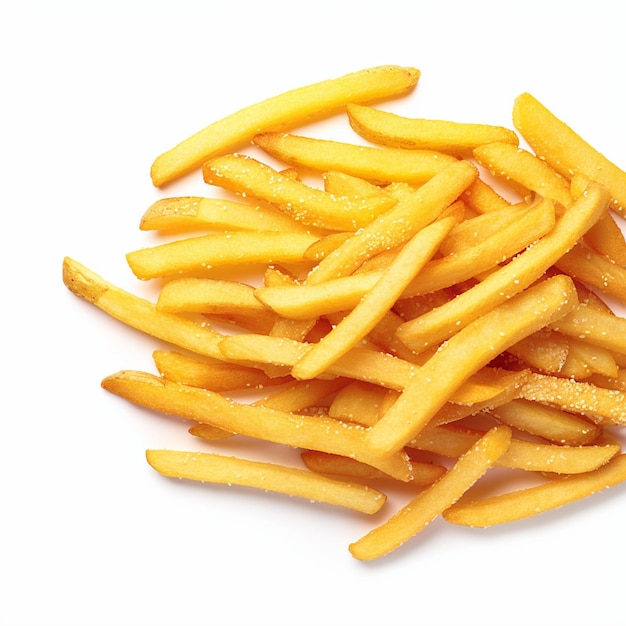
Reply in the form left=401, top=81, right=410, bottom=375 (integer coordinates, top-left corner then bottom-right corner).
left=443, top=453, right=626, bottom=527
left=513, top=92, right=626, bottom=215
left=126, top=231, right=319, bottom=281
left=366, top=274, right=579, bottom=457
left=146, top=449, right=387, bottom=514
left=349, top=425, right=512, bottom=561
left=101, top=370, right=413, bottom=482
left=396, top=182, right=610, bottom=352
left=151, top=64, right=420, bottom=186
left=346, top=103, right=519, bottom=155
left=253, top=132, right=457, bottom=184
left=62, top=257, right=225, bottom=360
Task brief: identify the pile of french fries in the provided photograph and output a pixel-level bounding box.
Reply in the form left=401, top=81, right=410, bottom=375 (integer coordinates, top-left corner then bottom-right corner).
left=63, top=65, right=626, bottom=561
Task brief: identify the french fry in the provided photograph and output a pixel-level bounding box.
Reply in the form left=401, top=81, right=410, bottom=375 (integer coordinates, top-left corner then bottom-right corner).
left=410, top=423, right=618, bottom=474
left=366, top=274, right=579, bottom=457
left=126, top=231, right=319, bottom=281
left=460, top=177, right=512, bottom=214
left=323, top=170, right=390, bottom=200
left=203, top=154, right=395, bottom=231
left=152, top=350, right=290, bottom=391
left=488, top=398, right=600, bottom=446
left=291, top=216, right=458, bottom=380
left=102, top=370, right=413, bottom=482
left=518, top=372, right=626, bottom=426
left=62, top=257, right=225, bottom=360
left=253, top=131, right=457, bottom=185
left=346, top=103, right=519, bottom=156
left=443, top=453, right=626, bottom=527
left=151, top=64, right=420, bottom=187
left=253, top=378, right=348, bottom=413
left=513, top=92, right=626, bottom=215
left=396, top=182, right=610, bottom=352
left=139, top=196, right=314, bottom=234
left=506, top=329, right=570, bottom=375
left=146, top=449, right=387, bottom=514
left=349, top=425, right=512, bottom=561
left=300, top=450, right=447, bottom=486
left=157, top=277, right=271, bottom=315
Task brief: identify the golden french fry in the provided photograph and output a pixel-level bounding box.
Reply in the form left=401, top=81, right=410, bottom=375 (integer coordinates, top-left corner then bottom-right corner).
left=410, top=423, right=618, bottom=474
left=489, top=398, right=600, bottom=446
left=323, top=170, right=390, bottom=200
left=152, top=350, right=290, bottom=390
left=63, top=257, right=225, bottom=360
left=506, top=329, right=570, bottom=375
left=253, top=131, right=457, bottom=185
left=367, top=274, right=579, bottom=457
left=151, top=64, right=420, bottom=187
left=346, top=103, right=519, bottom=156
left=146, top=449, right=387, bottom=514
left=349, top=425, right=512, bottom=561
left=396, top=182, right=610, bottom=352
left=460, top=178, right=512, bottom=214
left=157, top=277, right=271, bottom=315
left=559, top=336, right=618, bottom=379
left=102, top=370, right=413, bottom=482
left=292, top=217, right=458, bottom=380
left=203, top=154, right=395, bottom=231
left=443, top=453, right=626, bottom=527
left=513, top=92, right=626, bottom=215
left=126, top=231, right=319, bottom=281
left=300, top=450, right=447, bottom=486
left=253, top=378, right=348, bottom=413
left=518, top=372, right=626, bottom=426
left=328, top=381, right=389, bottom=427
left=139, top=196, right=313, bottom=234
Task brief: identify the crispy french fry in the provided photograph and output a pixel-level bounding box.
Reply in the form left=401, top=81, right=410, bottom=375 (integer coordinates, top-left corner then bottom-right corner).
left=63, top=257, right=225, bottom=360
left=518, top=372, right=626, bottom=426
left=513, top=92, right=626, bottom=215
left=506, top=329, right=570, bottom=375
left=300, top=450, right=447, bottom=486
left=102, top=370, right=413, bottom=482
left=396, top=182, right=610, bottom=351
left=146, top=449, right=387, bottom=514
left=292, top=217, right=458, bottom=380
left=152, top=350, right=290, bottom=391
left=203, top=154, right=395, bottom=231
left=410, top=423, right=618, bottom=473
left=367, top=274, right=579, bottom=457
left=151, top=64, right=420, bottom=186
left=443, top=453, right=626, bottom=527
left=126, top=231, right=319, bottom=281
left=253, top=378, right=348, bottom=413
left=489, top=398, right=600, bottom=446
left=346, top=103, right=519, bottom=155
left=461, top=178, right=512, bottom=214
left=253, top=131, right=457, bottom=185
left=139, top=196, right=313, bottom=234
left=323, top=170, right=389, bottom=200
left=349, top=426, right=512, bottom=561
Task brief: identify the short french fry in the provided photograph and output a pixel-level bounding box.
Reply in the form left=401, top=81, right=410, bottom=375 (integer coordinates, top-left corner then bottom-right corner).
left=253, top=131, right=457, bottom=185
left=152, top=350, right=290, bottom=391
left=518, top=372, right=626, bottom=426
left=300, top=450, right=447, bottom=486
left=102, top=370, right=413, bottom=482
left=126, top=231, right=319, bottom=281
left=396, top=182, right=610, bottom=351
left=62, top=257, right=225, bottom=360
left=151, top=64, right=420, bottom=186
left=146, top=449, right=387, bottom=514
left=513, top=92, right=626, bottom=215
left=292, top=217, right=458, bottom=380
left=346, top=103, right=519, bottom=156
left=489, top=398, right=600, bottom=446
left=203, top=154, right=395, bottom=231
left=443, top=453, right=626, bottom=527
left=349, top=426, right=512, bottom=561
left=367, top=274, right=579, bottom=457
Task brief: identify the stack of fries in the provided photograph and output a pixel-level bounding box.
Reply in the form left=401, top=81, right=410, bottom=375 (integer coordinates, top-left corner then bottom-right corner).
left=63, top=65, right=626, bottom=561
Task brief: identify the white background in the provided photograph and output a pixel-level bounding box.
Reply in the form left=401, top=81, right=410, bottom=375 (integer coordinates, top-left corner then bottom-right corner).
left=2, top=2, right=625, bottom=625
